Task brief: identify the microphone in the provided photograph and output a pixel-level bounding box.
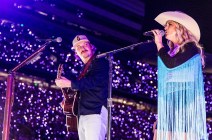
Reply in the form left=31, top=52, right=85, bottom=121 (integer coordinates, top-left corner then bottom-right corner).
left=143, top=30, right=165, bottom=37
left=36, top=37, right=62, bottom=43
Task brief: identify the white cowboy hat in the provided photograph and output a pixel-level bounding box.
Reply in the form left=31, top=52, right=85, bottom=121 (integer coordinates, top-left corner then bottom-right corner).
left=154, top=11, right=201, bottom=42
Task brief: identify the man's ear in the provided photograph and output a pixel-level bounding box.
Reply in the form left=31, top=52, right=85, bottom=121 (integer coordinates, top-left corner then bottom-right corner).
left=90, top=43, right=94, bottom=49
left=90, top=44, right=96, bottom=52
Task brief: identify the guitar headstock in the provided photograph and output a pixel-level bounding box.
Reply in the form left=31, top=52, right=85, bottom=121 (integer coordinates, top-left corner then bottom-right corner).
left=57, top=64, right=64, bottom=79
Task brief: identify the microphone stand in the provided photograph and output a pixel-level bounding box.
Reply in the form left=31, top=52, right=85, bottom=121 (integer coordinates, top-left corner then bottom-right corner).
left=2, top=40, right=53, bottom=140
left=96, top=40, right=153, bottom=140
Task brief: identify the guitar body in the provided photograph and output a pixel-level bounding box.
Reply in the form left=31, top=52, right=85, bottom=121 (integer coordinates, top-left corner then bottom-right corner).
left=60, top=88, right=79, bottom=132
left=60, top=89, right=78, bottom=116
left=57, top=64, right=79, bottom=132
left=66, top=115, right=78, bottom=132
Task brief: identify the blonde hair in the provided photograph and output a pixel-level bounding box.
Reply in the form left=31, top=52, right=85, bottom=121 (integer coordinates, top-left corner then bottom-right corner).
left=167, top=21, right=205, bottom=67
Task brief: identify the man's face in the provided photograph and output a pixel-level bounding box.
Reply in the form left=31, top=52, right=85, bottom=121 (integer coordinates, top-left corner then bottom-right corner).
left=74, top=41, right=93, bottom=63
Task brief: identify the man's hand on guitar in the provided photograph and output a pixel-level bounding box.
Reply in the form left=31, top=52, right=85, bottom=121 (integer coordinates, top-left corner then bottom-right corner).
left=55, top=76, right=72, bottom=88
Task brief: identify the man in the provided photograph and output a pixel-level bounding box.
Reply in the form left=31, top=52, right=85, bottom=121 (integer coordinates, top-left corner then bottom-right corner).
left=55, top=35, right=109, bottom=140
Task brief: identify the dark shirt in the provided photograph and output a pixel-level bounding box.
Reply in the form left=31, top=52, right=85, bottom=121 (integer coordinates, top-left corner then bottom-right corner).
left=158, top=42, right=199, bottom=68
left=71, top=57, right=109, bottom=115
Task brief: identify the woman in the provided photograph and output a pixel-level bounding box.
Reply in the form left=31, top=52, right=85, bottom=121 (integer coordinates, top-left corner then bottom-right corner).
left=152, top=11, right=208, bottom=140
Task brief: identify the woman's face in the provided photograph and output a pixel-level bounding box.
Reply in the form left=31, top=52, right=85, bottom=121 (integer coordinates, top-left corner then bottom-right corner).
left=164, top=20, right=179, bottom=44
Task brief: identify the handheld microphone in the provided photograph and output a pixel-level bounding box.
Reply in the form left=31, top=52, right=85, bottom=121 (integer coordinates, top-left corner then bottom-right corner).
left=36, top=37, right=62, bottom=43
left=143, top=30, right=165, bottom=37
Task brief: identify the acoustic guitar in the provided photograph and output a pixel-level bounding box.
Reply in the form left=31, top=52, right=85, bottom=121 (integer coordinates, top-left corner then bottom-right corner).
left=57, top=64, right=78, bottom=132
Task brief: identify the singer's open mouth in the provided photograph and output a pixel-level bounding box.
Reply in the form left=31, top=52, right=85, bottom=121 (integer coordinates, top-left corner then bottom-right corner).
left=81, top=50, right=87, bottom=54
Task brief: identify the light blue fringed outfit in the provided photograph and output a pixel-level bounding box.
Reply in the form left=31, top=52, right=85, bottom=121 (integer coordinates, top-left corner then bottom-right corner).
left=157, top=54, right=208, bottom=140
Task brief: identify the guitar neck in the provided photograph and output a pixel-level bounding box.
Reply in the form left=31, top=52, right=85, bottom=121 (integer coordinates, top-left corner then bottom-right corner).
left=57, top=64, right=63, bottom=79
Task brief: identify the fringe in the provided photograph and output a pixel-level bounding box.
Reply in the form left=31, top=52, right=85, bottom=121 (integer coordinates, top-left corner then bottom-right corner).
left=157, top=54, right=208, bottom=140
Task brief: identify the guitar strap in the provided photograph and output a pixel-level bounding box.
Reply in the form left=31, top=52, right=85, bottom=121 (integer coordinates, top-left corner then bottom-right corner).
left=77, top=54, right=96, bottom=80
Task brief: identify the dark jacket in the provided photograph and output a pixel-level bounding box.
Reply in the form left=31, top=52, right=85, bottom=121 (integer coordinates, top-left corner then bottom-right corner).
left=71, top=57, right=109, bottom=115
